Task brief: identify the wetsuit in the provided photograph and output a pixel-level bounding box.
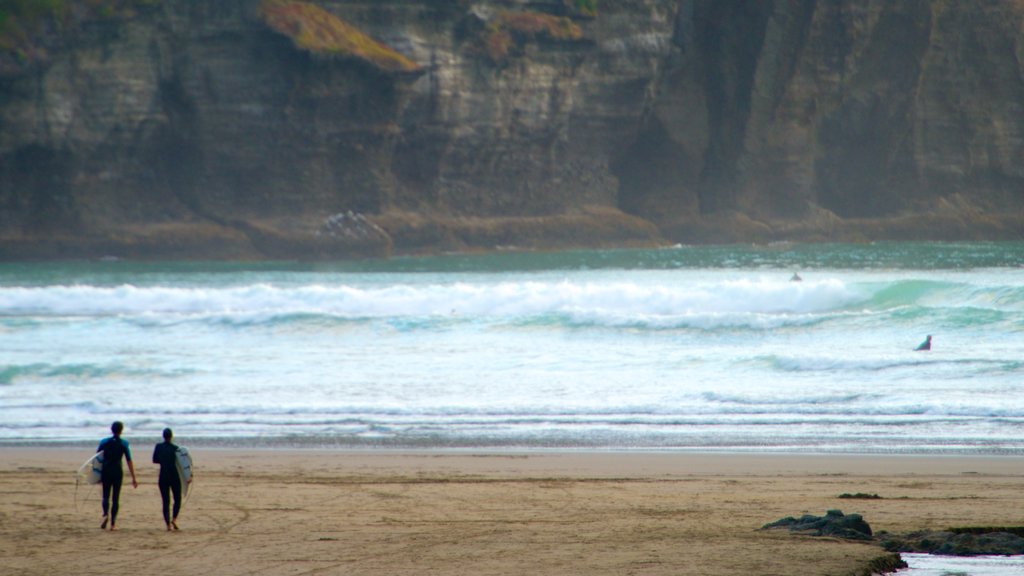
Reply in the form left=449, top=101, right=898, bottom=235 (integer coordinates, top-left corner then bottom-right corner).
left=97, top=436, right=132, bottom=525
left=152, top=441, right=182, bottom=525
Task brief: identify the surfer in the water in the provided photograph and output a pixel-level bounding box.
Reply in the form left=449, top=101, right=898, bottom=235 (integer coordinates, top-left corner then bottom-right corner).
left=97, top=421, right=138, bottom=531
left=915, top=335, right=932, bottom=351
left=152, top=427, right=186, bottom=531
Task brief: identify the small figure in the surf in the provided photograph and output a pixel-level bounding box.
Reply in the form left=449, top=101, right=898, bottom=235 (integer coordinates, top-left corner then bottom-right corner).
left=790, top=272, right=802, bottom=282
left=153, top=427, right=187, bottom=531
left=97, top=421, right=138, bottom=531
left=915, top=335, right=932, bottom=351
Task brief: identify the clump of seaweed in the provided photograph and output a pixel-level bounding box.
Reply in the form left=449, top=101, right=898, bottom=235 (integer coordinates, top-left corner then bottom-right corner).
left=838, top=492, right=883, bottom=499
left=259, top=0, right=419, bottom=73
left=478, top=10, right=584, bottom=64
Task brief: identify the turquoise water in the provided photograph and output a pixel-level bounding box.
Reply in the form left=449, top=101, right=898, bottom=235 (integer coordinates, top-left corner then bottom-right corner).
left=1, top=242, right=1022, bottom=451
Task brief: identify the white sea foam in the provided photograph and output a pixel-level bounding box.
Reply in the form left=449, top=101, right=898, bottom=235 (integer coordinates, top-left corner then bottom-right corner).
left=2, top=246, right=1023, bottom=450
left=0, top=278, right=862, bottom=320
left=897, top=553, right=1024, bottom=575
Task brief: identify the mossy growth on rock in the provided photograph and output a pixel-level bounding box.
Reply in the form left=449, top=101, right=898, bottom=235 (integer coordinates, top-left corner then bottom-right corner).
left=567, top=0, right=597, bottom=17
left=259, top=0, right=419, bottom=74
left=479, top=10, right=584, bottom=64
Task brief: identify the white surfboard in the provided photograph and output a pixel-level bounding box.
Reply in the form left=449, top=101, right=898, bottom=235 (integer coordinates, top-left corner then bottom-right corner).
left=175, top=446, right=193, bottom=499
left=77, top=452, right=104, bottom=485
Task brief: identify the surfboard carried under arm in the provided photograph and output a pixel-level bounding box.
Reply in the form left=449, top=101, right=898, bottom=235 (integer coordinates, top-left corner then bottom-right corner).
left=176, top=446, right=193, bottom=502
left=77, top=452, right=104, bottom=485
left=74, top=452, right=104, bottom=512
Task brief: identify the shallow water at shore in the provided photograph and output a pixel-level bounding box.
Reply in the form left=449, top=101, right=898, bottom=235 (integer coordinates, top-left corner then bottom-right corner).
left=898, top=553, right=1024, bottom=575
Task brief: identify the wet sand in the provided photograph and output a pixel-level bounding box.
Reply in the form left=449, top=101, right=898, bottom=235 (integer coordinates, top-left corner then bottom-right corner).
left=2, top=449, right=1022, bottom=575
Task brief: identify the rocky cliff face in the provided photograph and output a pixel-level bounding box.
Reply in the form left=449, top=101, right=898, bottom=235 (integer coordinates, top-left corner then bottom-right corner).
left=624, top=0, right=1024, bottom=242
left=0, top=0, right=1021, bottom=260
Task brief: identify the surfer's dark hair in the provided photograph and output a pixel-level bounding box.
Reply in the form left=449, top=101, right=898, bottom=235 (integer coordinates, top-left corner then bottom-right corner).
left=111, top=421, right=124, bottom=435
left=163, top=428, right=173, bottom=440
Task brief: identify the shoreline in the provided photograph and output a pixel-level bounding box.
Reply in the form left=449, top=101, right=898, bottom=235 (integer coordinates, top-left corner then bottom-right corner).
left=6, top=444, right=1024, bottom=474
left=4, top=448, right=1023, bottom=575
left=8, top=439, right=1024, bottom=456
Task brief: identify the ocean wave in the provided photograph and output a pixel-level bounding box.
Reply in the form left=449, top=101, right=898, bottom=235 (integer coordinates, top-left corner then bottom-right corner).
left=3, top=278, right=1020, bottom=332
left=0, top=278, right=863, bottom=320
left=16, top=400, right=1020, bottom=422
left=867, top=280, right=1024, bottom=312
left=8, top=409, right=1024, bottom=430
left=6, top=403, right=1024, bottom=451
left=3, top=246, right=1023, bottom=452
left=757, top=355, right=1022, bottom=375
left=0, top=362, right=190, bottom=385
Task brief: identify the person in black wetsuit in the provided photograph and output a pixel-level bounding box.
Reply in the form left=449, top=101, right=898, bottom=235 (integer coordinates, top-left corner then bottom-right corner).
left=152, top=427, right=186, bottom=531
left=915, top=335, right=932, bottom=351
left=97, top=421, right=138, bottom=531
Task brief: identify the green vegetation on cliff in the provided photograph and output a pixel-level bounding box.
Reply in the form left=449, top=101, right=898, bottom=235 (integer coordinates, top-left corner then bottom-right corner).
left=259, top=0, right=419, bottom=73
left=480, top=10, right=584, bottom=64
left=569, top=0, right=597, bottom=17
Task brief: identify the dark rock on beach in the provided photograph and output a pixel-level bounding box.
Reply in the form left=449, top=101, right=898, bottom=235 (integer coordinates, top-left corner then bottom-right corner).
left=762, top=509, right=873, bottom=541
left=767, top=510, right=1024, bottom=565
left=858, top=554, right=908, bottom=576
left=882, top=528, right=1024, bottom=556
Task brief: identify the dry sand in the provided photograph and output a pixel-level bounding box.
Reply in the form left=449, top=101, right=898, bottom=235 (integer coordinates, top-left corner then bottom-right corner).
left=2, top=449, right=1022, bottom=575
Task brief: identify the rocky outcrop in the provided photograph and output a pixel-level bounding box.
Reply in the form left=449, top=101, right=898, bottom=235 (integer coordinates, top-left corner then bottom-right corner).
left=767, top=513, right=1024, bottom=558
left=1, top=1, right=1022, bottom=260
left=882, top=527, right=1024, bottom=556
left=765, top=513, right=1024, bottom=573
left=762, top=509, right=874, bottom=541
left=859, top=554, right=907, bottom=576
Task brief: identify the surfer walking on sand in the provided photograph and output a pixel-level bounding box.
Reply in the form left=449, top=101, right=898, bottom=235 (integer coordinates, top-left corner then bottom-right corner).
left=152, top=428, right=187, bottom=531
left=97, top=421, right=138, bottom=531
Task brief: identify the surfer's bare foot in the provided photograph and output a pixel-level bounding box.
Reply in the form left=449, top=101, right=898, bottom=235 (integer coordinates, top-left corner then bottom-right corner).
left=109, top=525, right=118, bottom=532
left=100, top=516, right=108, bottom=530
left=166, top=523, right=172, bottom=531
left=172, top=520, right=179, bottom=531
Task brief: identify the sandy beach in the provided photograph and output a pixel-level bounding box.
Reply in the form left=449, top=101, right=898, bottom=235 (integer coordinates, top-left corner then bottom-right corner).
left=2, top=449, right=1022, bottom=575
